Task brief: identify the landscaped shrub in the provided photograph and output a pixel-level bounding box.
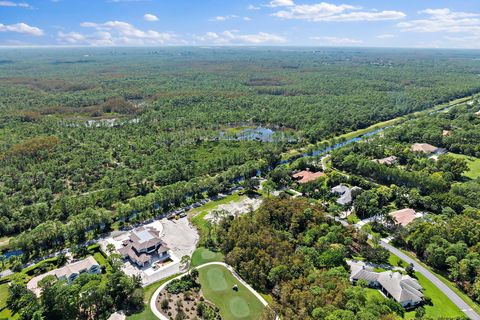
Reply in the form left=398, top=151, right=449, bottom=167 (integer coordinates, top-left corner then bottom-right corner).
left=166, top=274, right=199, bottom=294
left=197, top=301, right=221, bottom=320
left=161, top=298, right=169, bottom=310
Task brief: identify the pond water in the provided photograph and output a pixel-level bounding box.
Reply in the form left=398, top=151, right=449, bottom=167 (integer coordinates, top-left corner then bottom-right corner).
left=220, top=127, right=296, bottom=143
left=277, top=127, right=388, bottom=165
left=0, top=249, right=23, bottom=259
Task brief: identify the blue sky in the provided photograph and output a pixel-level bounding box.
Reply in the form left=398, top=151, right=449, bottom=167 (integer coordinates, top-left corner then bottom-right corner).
left=0, top=0, right=480, bottom=47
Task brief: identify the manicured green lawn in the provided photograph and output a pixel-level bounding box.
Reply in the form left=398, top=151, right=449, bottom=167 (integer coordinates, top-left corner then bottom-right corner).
left=0, top=283, right=19, bottom=320
left=404, top=272, right=463, bottom=319
left=126, top=274, right=179, bottom=320
left=450, top=153, right=480, bottom=179
left=365, top=287, right=384, bottom=300
left=0, top=308, right=19, bottom=320
left=191, top=247, right=224, bottom=267
left=198, top=265, right=265, bottom=320
left=400, top=249, right=480, bottom=316
left=387, top=252, right=463, bottom=319
left=388, top=253, right=408, bottom=268
left=0, top=283, right=8, bottom=310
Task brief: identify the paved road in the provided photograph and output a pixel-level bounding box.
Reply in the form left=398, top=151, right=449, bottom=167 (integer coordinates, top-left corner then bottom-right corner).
left=339, top=215, right=480, bottom=320
left=380, top=240, right=480, bottom=320
left=150, top=262, right=274, bottom=320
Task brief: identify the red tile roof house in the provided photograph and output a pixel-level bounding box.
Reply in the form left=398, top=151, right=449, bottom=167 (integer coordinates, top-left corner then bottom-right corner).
left=118, top=226, right=169, bottom=268
left=292, top=170, right=326, bottom=184
left=389, top=208, right=422, bottom=227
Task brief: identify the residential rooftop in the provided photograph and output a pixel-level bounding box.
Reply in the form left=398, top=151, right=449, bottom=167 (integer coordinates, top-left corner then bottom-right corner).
left=27, top=256, right=101, bottom=297
left=411, top=143, right=439, bottom=154
left=331, top=184, right=362, bottom=205
left=348, top=260, right=423, bottom=307
left=292, top=170, right=326, bottom=184
left=389, top=208, right=422, bottom=227
left=373, top=156, right=398, bottom=166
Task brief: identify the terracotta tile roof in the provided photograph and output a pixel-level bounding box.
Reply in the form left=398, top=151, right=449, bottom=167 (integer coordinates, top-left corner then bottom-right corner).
left=389, top=208, right=417, bottom=227
left=292, top=170, right=325, bottom=184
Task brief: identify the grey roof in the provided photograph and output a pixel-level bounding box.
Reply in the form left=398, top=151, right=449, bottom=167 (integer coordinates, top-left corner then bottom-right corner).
left=129, top=226, right=163, bottom=251
left=332, top=185, right=349, bottom=194
left=331, top=185, right=353, bottom=205
left=134, top=229, right=155, bottom=244
left=377, top=272, right=423, bottom=304
left=349, top=261, right=423, bottom=305
left=352, top=269, right=380, bottom=282
left=56, top=256, right=100, bottom=278
left=119, top=226, right=169, bottom=265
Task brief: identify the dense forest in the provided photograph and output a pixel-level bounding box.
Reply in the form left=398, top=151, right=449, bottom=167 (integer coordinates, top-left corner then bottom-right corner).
left=2, top=47, right=480, bottom=257
left=217, top=198, right=405, bottom=320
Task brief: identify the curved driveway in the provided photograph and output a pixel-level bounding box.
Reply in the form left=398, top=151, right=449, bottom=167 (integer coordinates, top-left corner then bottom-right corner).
left=380, top=240, right=480, bottom=320
left=149, top=262, right=269, bottom=320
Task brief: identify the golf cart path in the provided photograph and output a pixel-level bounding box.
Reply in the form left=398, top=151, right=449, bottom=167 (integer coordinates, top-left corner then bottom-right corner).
left=380, top=241, right=480, bottom=320
left=150, top=262, right=269, bottom=320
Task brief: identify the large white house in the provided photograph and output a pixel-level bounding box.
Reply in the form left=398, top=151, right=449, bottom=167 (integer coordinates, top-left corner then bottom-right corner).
left=118, top=226, right=169, bottom=268
left=348, top=260, right=424, bottom=308
left=27, top=256, right=101, bottom=297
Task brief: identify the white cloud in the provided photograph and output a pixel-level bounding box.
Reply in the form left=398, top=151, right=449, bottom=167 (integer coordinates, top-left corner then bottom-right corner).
left=376, top=33, right=395, bottom=39
left=272, top=1, right=405, bottom=22
left=311, top=36, right=363, bottom=45
left=143, top=13, right=159, bottom=22
left=398, top=8, right=480, bottom=34
left=57, top=31, right=86, bottom=43
left=267, top=0, right=295, bottom=8
left=210, top=15, right=239, bottom=21
left=57, top=20, right=175, bottom=46
left=244, top=17, right=252, bottom=21
left=247, top=4, right=260, bottom=10
left=195, top=30, right=286, bottom=45
left=0, top=1, right=31, bottom=8
left=0, top=22, right=43, bottom=36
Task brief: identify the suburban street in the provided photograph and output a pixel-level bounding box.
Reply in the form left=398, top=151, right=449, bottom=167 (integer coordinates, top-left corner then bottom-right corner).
left=380, top=241, right=480, bottom=320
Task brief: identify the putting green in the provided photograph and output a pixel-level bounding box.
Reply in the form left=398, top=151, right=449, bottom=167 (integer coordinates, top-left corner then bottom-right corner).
left=229, top=296, right=251, bottom=318
left=206, top=267, right=228, bottom=291
left=199, top=264, right=265, bottom=320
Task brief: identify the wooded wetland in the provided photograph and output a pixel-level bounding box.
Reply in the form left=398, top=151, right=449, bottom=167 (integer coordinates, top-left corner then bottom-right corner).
left=2, top=47, right=480, bottom=254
